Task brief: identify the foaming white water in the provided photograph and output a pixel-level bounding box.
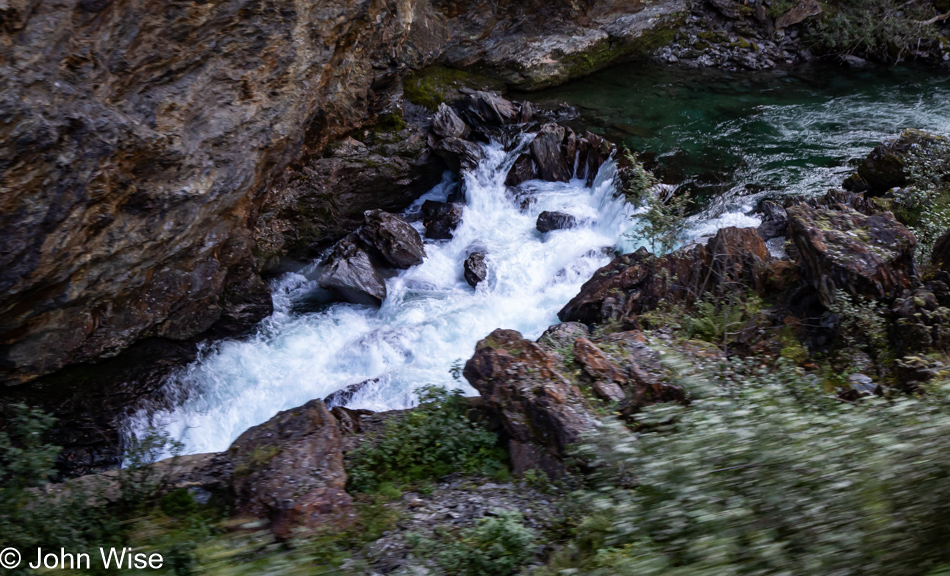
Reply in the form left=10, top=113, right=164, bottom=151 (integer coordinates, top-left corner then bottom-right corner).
left=131, top=141, right=633, bottom=455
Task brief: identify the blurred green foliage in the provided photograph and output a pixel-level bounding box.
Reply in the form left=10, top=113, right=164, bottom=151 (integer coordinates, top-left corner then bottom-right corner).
left=542, top=357, right=950, bottom=575
left=346, top=386, right=508, bottom=493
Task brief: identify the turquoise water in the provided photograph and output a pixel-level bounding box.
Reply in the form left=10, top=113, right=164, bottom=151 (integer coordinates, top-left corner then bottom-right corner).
left=521, top=63, right=950, bottom=224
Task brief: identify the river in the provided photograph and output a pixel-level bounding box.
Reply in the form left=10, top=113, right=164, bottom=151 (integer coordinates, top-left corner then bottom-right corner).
left=131, top=62, right=950, bottom=456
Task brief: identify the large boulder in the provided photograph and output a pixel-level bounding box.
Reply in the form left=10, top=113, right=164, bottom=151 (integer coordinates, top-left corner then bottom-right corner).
left=844, top=129, right=950, bottom=195
left=559, top=227, right=770, bottom=325
left=536, top=211, right=577, bottom=233
left=317, top=237, right=387, bottom=306
left=422, top=201, right=464, bottom=240
left=227, top=400, right=353, bottom=540
left=464, top=91, right=520, bottom=126
left=357, top=210, right=426, bottom=269
left=530, top=124, right=575, bottom=182
left=786, top=204, right=919, bottom=306
left=463, top=329, right=597, bottom=476
left=430, top=136, right=484, bottom=172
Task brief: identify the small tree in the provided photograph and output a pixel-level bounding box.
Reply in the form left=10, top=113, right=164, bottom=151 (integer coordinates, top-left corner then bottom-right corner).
left=621, top=149, right=690, bottom=255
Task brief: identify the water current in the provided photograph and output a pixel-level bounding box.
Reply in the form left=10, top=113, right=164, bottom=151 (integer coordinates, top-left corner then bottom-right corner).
left=133, top=62, right=950, bottom=455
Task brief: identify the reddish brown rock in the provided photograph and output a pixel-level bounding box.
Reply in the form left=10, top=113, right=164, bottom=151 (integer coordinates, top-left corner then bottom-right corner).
left=463, top=329, right=597, bottom=476
left=786, top=204, right=918, bottom=306
left=227, top=400, right=353, bottom=540
left=558, top=227, right=770, bottom=325
left=573, top=338, right=626, bottom=402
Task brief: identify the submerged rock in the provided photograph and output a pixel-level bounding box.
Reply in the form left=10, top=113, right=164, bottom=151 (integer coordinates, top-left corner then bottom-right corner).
left=357, top=210, right=426, bottom=269
left=317, top=237, right=387, bottom=306
left=464, top=252, right=488, bottom=288
left=787, top=204, right=918, bottom=306
left=536, top=211, right=577, bottom=233
left=422, top=201, right=464, bottom=240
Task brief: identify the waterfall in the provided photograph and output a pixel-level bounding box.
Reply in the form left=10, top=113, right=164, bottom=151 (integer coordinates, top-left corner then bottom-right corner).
left=128, top=138, right=635, bottom=456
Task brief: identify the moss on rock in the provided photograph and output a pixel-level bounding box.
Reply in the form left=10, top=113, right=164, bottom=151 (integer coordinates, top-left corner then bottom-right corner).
left=403, top=66, right=507, bottom=111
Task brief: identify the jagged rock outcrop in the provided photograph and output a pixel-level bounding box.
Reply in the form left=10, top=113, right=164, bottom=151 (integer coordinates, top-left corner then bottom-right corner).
left=505, top=155, right=537, bottom=186
left=463, top=329, right=597, bottom=476
left=227, top=399, right=353, bottom=539
left=1, top=0, right=684, bottom=385
left=317, top=237, right=387, bottom=306
left=357, top=210, right=426, bottom=270
left=786, top=205, right=919, bottom=306
left=559, top=226, right=771, bottom=325
left=844, top=129, right=950, bottom=195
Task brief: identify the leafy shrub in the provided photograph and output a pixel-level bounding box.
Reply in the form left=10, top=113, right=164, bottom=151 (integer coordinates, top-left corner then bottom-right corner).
left=622, top=150, right=691, bottom=255
left=413, top=510, right=537, bottom=576
left=544, top=359, right=950, bottom=576
left=826, top=288, right=890, bottom=361
left=890, top=137, right=950, bottom=269
left=346, top=386, right=507, bottom=493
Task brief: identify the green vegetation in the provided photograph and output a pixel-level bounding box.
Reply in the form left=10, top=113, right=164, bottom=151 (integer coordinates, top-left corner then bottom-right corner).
left=622, top=149, right=691, bottom=255
left=403, top=66, right=506, bottom=111
left=346, top=386, right=508, bottom=493
left=806, top=0, right=941, bottom=59
left=890, top=135, right=950, bottom=268
left=410, top=510, right=537, bottom=576
left=542, top=359, right=950, bottom=576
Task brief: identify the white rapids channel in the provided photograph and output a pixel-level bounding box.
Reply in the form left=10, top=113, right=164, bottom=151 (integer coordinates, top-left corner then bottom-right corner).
left=131, top=138, right=643, bottom=456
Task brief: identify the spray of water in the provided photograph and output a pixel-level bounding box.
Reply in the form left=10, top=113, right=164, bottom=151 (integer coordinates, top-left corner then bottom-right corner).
left=129, top=139, right=635, bottom=455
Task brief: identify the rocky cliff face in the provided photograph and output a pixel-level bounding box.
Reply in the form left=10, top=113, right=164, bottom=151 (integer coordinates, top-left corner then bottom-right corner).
left=0, top=0, right=685, bottom=385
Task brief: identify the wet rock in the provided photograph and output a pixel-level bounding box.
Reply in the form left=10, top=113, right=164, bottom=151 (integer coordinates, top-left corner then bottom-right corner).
left=324, top=377, right=379, bottom=408
left=357, top=210, right=426, bottom=269
left=430, top=136, right=484, bottom=172
left=536, top=211, right=577, bottom=233
left=537, top=322, right=589, bottom=351
left=317, top=236, right=387, bottom=306
left=844, top=129, right=950, bottom=195
left=259, top=119, right=445, bottom=266
left=505, top=154, right=537, bottom=186
left=464, top=252, right=488, bottom=288
left=463, top=329, right=597, bottom=477
left=530, top=124, right=574, bottom=182
left=228, top=399, right=353, bottom=540
left=775, top=0, right=823, bottom=29
left=579, top=132, right=613, bottom=186
left=465, top=91, right=520, bottom=126
left=787, top=204, right=919, bottom=306
left=422, top=201, right=464, bottom=240
left=757, top=200, right=789, bottom=241
left=433, top=103, right=470, bottom=139
left=559, top=227, right=770, bottom=325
